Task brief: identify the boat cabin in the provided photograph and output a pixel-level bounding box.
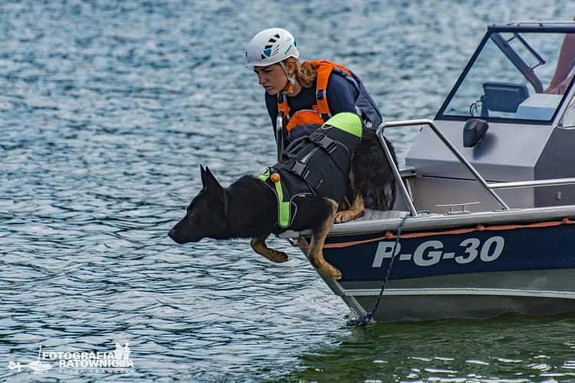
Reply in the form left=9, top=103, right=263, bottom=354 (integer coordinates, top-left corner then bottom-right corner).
left=400, top=22, right=575, bottom=213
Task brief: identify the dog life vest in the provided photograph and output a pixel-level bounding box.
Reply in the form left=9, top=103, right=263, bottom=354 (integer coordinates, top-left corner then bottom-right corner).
left=277, top=60, right=383, bottom=135
left=258, top=112, right=362, bottom=229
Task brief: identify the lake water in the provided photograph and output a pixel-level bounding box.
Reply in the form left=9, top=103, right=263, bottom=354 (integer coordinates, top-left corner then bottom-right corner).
left=1, top=1, right=575, bottom=382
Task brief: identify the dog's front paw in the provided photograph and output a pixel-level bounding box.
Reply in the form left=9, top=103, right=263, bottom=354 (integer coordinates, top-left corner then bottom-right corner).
left=317, top=264, right=342, bottom=280
left=251, top=237, right=289, bottom=263
left=262, top=249, right=289, bottom=263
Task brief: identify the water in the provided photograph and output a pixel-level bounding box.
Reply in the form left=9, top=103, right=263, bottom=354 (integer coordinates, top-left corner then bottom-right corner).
left=293, top=317, right=575, bottom=382
left=0, top=0, right=574, bottom=382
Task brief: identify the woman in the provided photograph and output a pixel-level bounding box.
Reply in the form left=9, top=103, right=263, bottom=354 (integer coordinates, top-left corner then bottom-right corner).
left=245, top=28, right=384, bottom=154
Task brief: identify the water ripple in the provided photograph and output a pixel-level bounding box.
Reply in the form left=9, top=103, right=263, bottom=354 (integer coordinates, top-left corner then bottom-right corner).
left=1, top=0, right=573, bottom=382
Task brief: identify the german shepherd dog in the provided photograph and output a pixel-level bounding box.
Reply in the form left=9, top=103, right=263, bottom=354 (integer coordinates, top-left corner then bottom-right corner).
left=168, top=127, right=397, bottom=280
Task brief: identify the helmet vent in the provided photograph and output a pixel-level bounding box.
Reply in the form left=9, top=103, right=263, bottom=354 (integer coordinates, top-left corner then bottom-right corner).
left=262, top=43, right=280, bottom=59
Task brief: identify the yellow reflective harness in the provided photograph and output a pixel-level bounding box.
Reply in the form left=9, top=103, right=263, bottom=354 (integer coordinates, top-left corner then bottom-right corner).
left=258, top=170, right=291, bottom=228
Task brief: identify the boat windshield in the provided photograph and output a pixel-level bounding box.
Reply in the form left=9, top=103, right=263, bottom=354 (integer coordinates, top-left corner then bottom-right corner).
left=437, top=26, right=575, bottom=124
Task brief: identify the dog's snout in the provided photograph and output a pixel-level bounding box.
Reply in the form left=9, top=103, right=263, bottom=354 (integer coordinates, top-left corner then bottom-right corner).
left=168, top=224, right=196, bottom=244
left=168, top=227, right=184, bottom=244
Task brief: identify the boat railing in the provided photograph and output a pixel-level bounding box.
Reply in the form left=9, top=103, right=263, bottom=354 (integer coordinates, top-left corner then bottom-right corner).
left=377, top=119, right=509, bottom=217
left=377, top=120, right=506, bottom=217
left=487, top=178, right=575, bottom=189
left=378, top=119, right=575, bottom=217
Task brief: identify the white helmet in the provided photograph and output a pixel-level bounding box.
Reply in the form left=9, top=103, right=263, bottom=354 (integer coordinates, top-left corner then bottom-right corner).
left=245, top=28, right=299, bottom=68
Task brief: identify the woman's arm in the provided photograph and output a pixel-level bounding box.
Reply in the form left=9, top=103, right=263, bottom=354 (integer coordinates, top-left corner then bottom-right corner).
left=325, top=73, right=359, bottom=114
left=546, top=32, right=575, bottom=94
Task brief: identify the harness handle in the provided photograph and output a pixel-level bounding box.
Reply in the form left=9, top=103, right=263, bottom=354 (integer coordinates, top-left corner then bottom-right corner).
left=276, top=113, right=284, bottom=161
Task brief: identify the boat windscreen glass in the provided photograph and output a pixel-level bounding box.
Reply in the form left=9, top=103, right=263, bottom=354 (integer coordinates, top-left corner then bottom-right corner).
left=437, top=30, right=574, bottom=123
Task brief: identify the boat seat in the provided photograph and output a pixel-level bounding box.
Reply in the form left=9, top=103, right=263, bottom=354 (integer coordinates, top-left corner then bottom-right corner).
left=516, top=93, right=562, bottom=120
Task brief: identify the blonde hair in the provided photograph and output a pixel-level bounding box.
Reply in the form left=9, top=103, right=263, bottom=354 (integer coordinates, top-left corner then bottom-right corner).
left=284, top=57, right=316, bottom=88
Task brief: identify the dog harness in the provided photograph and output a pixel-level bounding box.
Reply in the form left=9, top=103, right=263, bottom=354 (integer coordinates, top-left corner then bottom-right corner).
left=258, top=112, right=363, bottom=229
left=277, top=60, right=383, bottom=135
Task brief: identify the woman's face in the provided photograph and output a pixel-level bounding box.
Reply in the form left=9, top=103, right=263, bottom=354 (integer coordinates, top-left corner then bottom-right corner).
left=253, top=64, right=287, bottom=95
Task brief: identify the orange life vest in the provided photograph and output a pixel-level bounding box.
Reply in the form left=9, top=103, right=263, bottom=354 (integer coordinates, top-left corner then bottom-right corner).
left=277, top=60, right=383, bottom=135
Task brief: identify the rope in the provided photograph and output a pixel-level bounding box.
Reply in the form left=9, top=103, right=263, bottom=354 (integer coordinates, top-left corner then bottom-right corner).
left=346, top=213, right=411, bottom=327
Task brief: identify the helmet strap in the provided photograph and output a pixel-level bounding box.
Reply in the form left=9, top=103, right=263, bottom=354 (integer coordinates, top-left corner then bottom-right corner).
left=279, top=61, right=297, bottom=94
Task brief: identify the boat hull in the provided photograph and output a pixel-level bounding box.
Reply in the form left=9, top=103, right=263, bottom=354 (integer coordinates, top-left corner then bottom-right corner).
left=338, top=269, right=575, bottom=322
left=308, top=211, right=575, bottom=322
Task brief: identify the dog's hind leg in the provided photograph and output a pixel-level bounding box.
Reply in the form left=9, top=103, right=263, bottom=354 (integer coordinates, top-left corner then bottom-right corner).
left=308, top=199, right=342, bottom=280
left=334, top=192, right=365, bottom=223
left=250, top=235, right=289, bottom=263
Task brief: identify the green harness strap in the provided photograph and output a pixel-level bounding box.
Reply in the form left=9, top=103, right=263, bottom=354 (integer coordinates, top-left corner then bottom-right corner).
left=258, top=170, right=291, bottom=228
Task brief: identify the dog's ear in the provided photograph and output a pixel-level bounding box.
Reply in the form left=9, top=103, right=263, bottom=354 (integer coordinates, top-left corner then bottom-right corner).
left=203, top=167, right=228, bottom=213
left=203, top=167, right=223, bottom=193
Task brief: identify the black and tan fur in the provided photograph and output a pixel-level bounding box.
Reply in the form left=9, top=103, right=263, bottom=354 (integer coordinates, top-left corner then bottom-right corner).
left=168, top=128, right=397, bottom=280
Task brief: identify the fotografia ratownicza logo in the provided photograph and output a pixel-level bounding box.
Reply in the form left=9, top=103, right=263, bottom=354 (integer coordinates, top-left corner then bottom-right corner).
left=8, top=342, right=135, bottom=375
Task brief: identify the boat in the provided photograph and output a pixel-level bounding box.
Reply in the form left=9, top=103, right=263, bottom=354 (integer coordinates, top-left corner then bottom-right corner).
left=282, top=21, right=575, bottom=323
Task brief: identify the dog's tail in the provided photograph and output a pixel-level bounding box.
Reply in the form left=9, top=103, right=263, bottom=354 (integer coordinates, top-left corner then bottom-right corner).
left=352, top=129, right=397, bottom=210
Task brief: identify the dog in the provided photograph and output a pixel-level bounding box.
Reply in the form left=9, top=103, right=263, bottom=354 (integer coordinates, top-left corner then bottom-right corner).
left=168, top=114, right=397, bottom=280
